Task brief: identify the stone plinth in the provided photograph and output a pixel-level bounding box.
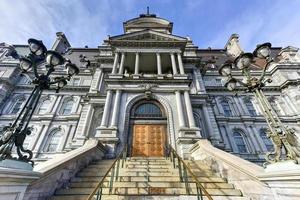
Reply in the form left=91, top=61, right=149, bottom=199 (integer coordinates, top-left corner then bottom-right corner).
left=258, top=161, right=300, bottom=200
left=176, top=127, right=201, bottom=158
left=95, top=127, right=119, bottom=158
left=0, top=160, right=40, bottom=200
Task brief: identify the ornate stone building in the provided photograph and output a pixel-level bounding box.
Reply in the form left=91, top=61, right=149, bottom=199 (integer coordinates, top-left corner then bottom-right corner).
left=0, top=12, right=300, bottom=166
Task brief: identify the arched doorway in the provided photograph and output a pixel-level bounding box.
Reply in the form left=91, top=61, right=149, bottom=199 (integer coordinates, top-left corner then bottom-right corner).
left=129, top=100, right=167, bottom=157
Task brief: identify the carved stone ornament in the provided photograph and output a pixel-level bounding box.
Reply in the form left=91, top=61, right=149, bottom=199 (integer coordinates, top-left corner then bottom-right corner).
left=278, top=46, right=300, bottom=63
left=264, top=126, right=300, bottom=166
left=138, top=83, right=158, bottom=91
left=225, top=34, right=243, bottom=58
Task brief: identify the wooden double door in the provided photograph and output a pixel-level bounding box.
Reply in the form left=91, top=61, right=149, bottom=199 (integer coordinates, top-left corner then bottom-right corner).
left=132, top=124, right=166, bottom=157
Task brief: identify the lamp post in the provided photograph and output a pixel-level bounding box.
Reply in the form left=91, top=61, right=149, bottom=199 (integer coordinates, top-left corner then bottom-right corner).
left=0, top=38, right=79, bottom=165
left=219, top=43, right=300, bottom=165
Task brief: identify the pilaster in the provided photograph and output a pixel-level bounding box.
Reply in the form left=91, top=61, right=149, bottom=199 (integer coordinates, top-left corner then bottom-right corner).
left=89, top=68, right=102, bottom=93
left=118, top=52, right=125, bottom=75
left=72, top=103, right=94, bottom=147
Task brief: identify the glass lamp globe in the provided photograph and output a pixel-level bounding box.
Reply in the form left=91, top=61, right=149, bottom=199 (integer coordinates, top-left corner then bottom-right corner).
left=234, top=53, right=253, bottom=69
left=65, top=62, right=79, bottom=76
left=28, top=38, right=46, bottom=56
left=54, top=77, right=67, bottom=88
left=19, top=57, right=33, bottom=71
left=58, top=79, right=67, bottom=88
left=219, top=61, right=232, bottom=76
left=225, top=78, right=237, bottom=91
left=46, top=51, right=64, bottom=66
left=253, top=43, right=271, bottom=59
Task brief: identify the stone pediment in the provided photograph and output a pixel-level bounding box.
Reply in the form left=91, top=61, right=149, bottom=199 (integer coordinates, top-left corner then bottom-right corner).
left=109, top=30, right=187, bottom=42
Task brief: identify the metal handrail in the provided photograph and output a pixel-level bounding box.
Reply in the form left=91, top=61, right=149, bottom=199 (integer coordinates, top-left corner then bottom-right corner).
left=86, top=146, right=127, bottom=200
left=167, top=145, right=213, bottom=200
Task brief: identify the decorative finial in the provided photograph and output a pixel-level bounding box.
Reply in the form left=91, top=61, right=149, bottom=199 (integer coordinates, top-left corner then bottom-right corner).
left=147, top=6, right=149, bottom=15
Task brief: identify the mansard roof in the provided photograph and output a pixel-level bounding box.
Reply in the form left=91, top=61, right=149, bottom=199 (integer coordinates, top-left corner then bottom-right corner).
left=107, top=29, right=188, bottom=49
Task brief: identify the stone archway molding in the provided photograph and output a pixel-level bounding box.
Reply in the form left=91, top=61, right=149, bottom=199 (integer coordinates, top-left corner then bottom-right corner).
left=122, top=93, right=176, bottom=154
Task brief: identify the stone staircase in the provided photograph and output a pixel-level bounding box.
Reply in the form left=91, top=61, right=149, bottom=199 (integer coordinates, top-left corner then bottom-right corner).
left=51, top=157, right=247, bottom=200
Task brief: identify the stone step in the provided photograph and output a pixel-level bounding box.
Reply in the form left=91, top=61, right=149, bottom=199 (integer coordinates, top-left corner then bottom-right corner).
left=125, top=160, right=172, bottom=165
left=55, top=187, right=242, bottom=196
left=70, top=181, right=234, bottom=189
left=77, top=171, right=178, bottom=177
left=122, top=165, right=171, bottom=169
left=71, top=176, right=226, bottom=183
left=126, top=157, right=169, bottom=161
left=51, top=195, right=249, bottom=200
left=82, top=167, right=177, bottom=173
left=125, top=164, right=171, bottom=168
left=77, top=170, right=215, bottom=177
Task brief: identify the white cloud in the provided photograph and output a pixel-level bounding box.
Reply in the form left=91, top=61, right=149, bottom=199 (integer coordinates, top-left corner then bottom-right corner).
left=206, top=1, right=300, bottom=50
left=0, top=0, right=138, bottom=48
left=1, top=0, right=299, bottom=50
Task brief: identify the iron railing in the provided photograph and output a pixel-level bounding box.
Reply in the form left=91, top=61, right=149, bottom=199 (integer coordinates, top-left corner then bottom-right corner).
left=86, top=146, right=127, bottom=200
left=166, top=145, right=213, bottom=200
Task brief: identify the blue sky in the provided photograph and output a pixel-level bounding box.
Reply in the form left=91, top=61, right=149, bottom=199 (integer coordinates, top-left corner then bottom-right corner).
left=0, top=0, right=300, bottom=51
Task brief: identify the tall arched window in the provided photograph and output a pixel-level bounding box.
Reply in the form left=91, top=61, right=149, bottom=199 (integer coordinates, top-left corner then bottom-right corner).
left=233, top=130, right=248, bottom=153
left=259, top=129, right=274, bottom=151
left=244, top=99, right=256, bottom=116
left=61, top=99, right=74, bottom=115
left=221, top=100, right=232, bottom=117
left=38, top=99, right=51, bottom=114
left=11, top=99, right=23, bottom=114
left=44, top=130, right=61, bottom=152
left=134, top=103, right=162, bottom=118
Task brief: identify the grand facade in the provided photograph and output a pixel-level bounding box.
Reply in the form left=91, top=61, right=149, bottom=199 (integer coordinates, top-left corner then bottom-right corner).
left=0, top=13, right=300, bottom=165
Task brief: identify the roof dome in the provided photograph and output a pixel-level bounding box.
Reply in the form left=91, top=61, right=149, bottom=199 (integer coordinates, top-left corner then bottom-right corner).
left=123, top=12, right=173, bottom=34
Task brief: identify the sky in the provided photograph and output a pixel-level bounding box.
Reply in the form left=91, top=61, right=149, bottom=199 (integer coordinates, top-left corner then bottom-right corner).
left=0, top=0, right=300, bottom=51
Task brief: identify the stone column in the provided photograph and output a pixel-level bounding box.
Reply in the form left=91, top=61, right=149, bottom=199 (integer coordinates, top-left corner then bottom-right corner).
left=202, top=104, right=223, bottom=145
left=112, top=52, right=119, bottom=74
left=89, top=68, right=102, bottom=93
left=118, top=52, right=125, bottom=74
left=57, top=125, right=71, bottom=151
left=51, top=96, right=62, bottom=114
left=98, top=71, right=104, bottom=92
left=251, top=126, right=266, bottom=152
left=170, top=53, right=178, bottom=75
left=238, top=97, right=249, bottom=115
left=233, top=96, right=244, bottom=115
left=245, top=125, right=261, bottom=153
left=33, top=125, right=49, bottom=154
left=134, top=52, right=140, bottom=75
left=110, top=90, right=122, bottom=127
left=100, top=90, right=113, bottom=127
left=73, top=103, right=94, bottom=145
left=156, top=53, right=162, bottom=75
left=177, top=53, right=185, bottom=75
left=193, top=69, right=201, bottom=92
left=283, top=95, right=298, bottom=114
left=202, top=105, right=215, bottom=137
left=183, top=91, right=196, bottom=128
left=175, top=91, right=185, bottom=128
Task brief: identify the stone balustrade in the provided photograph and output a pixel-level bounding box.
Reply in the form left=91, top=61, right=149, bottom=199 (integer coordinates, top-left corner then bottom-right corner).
left=189, top=139, right=300, bottom=200
left=23, top=139, right=106, bottom=200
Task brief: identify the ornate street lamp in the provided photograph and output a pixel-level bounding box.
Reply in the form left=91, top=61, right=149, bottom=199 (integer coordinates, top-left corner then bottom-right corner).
left=219, top=43, right=300, bottom=165
left=0, top=38, right=79, bottom=165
